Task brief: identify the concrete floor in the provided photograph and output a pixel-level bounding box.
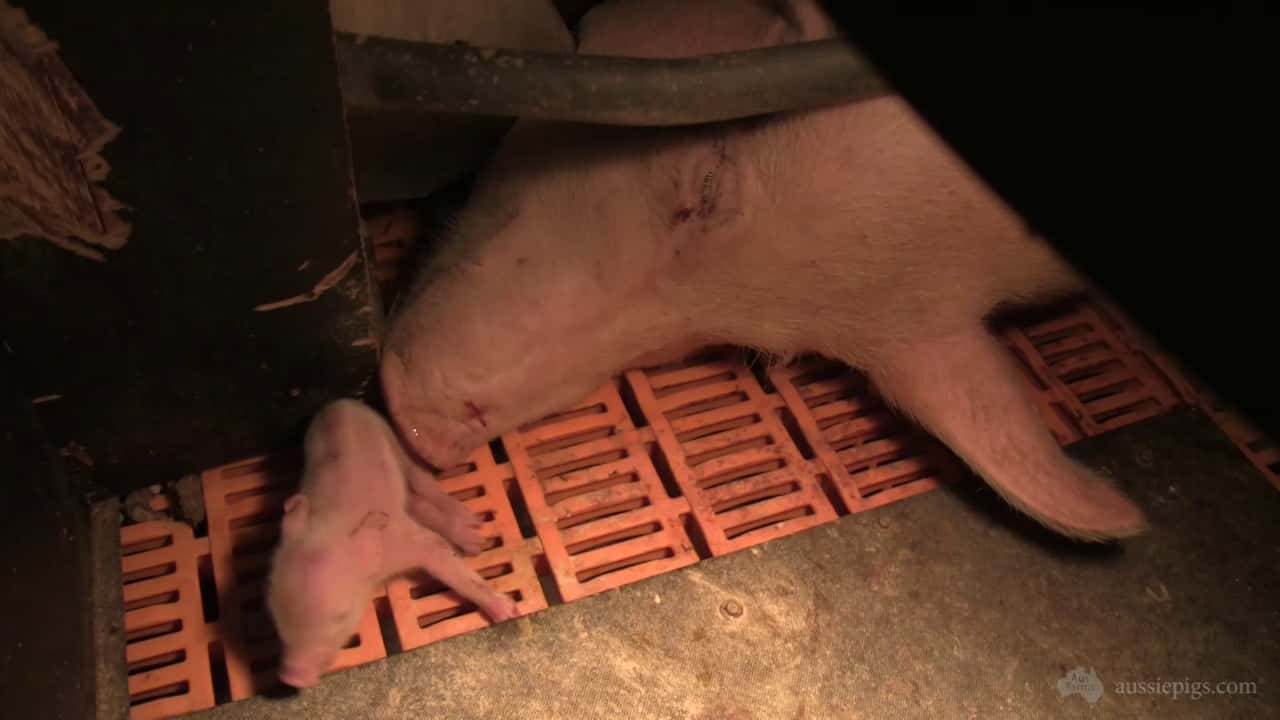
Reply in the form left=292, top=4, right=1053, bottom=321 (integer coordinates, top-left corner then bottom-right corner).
left=177, top=407, right=1276, bottom=719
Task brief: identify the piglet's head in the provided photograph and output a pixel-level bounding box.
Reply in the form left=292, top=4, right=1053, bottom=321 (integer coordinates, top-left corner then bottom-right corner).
left=382, top=121, right=753, bottom=468
left=266, top=495, right=387, bottom=689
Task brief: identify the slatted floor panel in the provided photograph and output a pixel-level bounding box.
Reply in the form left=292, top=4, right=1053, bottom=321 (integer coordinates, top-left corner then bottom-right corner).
left=114, top=296, right=1272, bottom=718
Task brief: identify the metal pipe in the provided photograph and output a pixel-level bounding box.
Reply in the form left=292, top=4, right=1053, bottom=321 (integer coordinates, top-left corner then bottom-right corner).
left=334, top=33, right=890, bottom=126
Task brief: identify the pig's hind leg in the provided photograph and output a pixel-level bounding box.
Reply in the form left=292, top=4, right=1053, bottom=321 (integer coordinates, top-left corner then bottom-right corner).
left=403, top=461, right=488, bottom=556
left=414, top=531, right=519, bottom=623
left=858, top=328, right=1148, bottom=541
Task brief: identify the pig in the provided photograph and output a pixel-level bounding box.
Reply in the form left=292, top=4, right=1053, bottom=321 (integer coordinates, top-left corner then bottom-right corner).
left=380, top=0, right=1148, bottom=542
left=266, top=398, right=517, bottom=689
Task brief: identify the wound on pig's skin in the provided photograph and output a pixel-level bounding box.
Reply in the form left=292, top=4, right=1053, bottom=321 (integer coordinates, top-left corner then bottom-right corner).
left=698, top=139, right=728, bottom=219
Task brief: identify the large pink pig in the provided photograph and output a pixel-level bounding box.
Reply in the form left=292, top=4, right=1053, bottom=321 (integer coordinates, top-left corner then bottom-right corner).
left=381, top=0, right=1147, bottom=541
left=266, top=398, right=517, bottom=689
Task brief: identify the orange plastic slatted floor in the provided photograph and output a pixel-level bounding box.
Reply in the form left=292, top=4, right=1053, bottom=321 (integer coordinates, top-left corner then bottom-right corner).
left=119, top=302, right=1277, bottom=717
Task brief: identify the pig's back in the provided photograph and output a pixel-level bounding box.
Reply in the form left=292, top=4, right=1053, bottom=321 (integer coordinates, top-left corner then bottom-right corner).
left=577, top=0, right=1084, bottom=351
left=758, top=97, right=1084, bottom=324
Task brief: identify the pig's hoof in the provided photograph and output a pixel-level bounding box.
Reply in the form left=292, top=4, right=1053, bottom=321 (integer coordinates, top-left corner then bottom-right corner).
left=483, top=594, right=519, bottom=624
left=448, top=512, right=487, bottom=556
left=437, top=499, right=486, bottom=556
left=278, top=664, right=320, bottom=690
left=407, top=496, right=488, bottom=555
left=993, top=462, right=1150, bottom=543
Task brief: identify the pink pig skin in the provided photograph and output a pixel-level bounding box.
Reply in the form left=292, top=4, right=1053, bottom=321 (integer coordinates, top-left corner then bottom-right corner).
left=266, top=399, right=517, bottom=689
left=381, top=0, right=1147, bottom=542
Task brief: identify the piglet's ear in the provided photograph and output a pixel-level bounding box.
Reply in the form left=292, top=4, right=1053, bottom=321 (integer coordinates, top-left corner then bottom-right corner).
left=280, top=494, right=309, bottom=539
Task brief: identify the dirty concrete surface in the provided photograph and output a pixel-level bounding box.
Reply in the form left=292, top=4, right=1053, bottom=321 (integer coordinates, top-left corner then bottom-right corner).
left=179, top=407, right=1276, bottom=718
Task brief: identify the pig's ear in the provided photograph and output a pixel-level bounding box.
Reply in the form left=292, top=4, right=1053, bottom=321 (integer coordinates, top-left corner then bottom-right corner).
left=280, top=494, right=309, bottom=539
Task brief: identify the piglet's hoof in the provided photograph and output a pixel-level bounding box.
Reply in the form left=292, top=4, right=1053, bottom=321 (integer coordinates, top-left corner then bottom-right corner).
left=278, top=662, right=321, bottom=690
left=483, top=594, right=520, bottom=624
left=408, top=494, right=488, bottom=556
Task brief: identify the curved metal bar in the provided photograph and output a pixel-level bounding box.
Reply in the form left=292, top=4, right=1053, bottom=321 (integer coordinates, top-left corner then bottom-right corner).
left=335, top=33, right=890, bottom=126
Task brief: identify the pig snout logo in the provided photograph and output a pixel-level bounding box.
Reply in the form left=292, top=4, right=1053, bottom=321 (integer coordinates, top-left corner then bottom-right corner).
left=1057, top=667, right=1104, bottom=704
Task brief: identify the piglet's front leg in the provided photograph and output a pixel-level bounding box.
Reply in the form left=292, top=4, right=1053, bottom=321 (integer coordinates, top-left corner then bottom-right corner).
left=402, top=459, right=488, bottom=556
left=411, top=530, right=519, bottom=624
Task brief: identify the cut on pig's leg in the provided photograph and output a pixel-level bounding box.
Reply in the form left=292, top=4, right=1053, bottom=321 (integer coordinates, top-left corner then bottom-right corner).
left=859, top=328, right=1148, bottom=541
left=401, top=456, right=487, bottom=556
left=414, top=532, right=518, bottom=623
